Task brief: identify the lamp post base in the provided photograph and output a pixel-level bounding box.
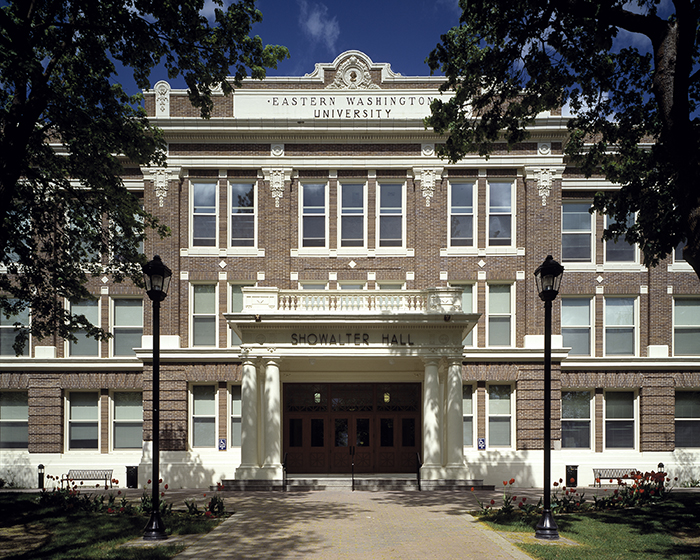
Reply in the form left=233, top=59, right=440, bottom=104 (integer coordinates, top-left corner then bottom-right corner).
left=535, top=509, right=560, bottom=540
left=143, top=511, right=168, bottom=541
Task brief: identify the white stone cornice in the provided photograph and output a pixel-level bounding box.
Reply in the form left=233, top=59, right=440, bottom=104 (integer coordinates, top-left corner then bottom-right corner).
left=141, top=166, right=182, bottom=207
left=261, top=168, right=293, bottom=207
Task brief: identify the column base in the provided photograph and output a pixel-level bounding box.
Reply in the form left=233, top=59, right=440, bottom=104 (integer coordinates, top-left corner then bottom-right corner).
left=235, top=464, right=284, bottom=481
left=420, top=464, right=470, bottom=481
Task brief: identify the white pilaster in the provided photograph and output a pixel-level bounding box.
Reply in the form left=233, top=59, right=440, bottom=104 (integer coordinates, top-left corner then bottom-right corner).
left=422, top=359, right=441, bottom=471
left=445, top=359, right=466, bottom=468
left=235, top=359, right=260, bottom=479
left=262, top=359, right=283, bottom=479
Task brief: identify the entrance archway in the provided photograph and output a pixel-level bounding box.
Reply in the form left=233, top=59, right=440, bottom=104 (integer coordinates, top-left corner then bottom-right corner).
left=283, top=383, right=421, bottom=474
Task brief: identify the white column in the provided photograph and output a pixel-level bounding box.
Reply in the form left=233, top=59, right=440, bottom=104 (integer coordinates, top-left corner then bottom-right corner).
left=445, top=358, right=465, bottom=467
left=235, top=359, right=259, bottom=478
left=262, top=358, right=283, bottom=478
left=422, top=359, right=441, bottom=469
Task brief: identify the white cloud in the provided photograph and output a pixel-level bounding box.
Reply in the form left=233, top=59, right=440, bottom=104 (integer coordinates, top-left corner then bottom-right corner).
left=297, top=0, right=340, bottom=52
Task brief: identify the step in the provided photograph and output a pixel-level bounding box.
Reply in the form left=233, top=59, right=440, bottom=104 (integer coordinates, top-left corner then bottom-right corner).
left=215, top=476, right=493, bottom=492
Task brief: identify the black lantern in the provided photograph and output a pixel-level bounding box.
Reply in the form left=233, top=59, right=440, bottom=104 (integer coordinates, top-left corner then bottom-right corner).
left=143, top=255, right=172, bottom=302
left=142, top=255, right=171, bottom=541
left=534, top=255, right=564, bottom=541
left=38, top=464, right=45, bottom=490
left=534, top=255, right=564, bottom=301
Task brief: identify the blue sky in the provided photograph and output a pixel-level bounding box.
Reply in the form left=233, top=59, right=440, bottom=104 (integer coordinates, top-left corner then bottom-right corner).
left=136, top=0, right=462, bottom=92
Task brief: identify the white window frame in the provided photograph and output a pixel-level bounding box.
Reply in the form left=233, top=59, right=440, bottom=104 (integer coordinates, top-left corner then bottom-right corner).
left=229, top=283, right=254, bottom=346
left=562, top=200, right=595, bottom=266
left=487, top=283, right=514, bottom=347
left=230, top=385, right=242, bottom=447
left=376, top=182, right=406, bottom=254
left=487, top=384, right=513, bottom=448
left=228, top=180, right=257, bottom=255
left=66, top=391, right=100, bottom=451
left=450, top=282, right=476, bottom=347
left=190, top=181, right=219, bottom=254
left=110, top=298, right=143, bottom=357
left=561, top=297, right=593, bottom=356
left=0, top=299, right=30, bottom=357
left=190, top=283, right=218, bottom=348
left=561, top=390, right=592, bottom=449
left=486, top=179, right=515, bottom=249
left=462, top=384, right=474, bottom=448
left=111, top=391, right=143, bottom=451
left=299, top=182, right=329, bottom=254
left=604, top=214, right=639, bottom=266
left=604, top=297, right=638, bottom=357
left=675, top=390, right=700, bottom=448
left=337, top=282, right=367, bottom=290
left=67, top=299, right=101, bottom=357
left=337, top=181, right=367, bottom=253
left=190, top=384, right=218, bottom=449
left=0, top=391, right=29, bottom=449
left=448, top=181, right=476, bottom=250
left=673, top=298, right=700, bottom=356
left=604, top=390, right=637, bottom=450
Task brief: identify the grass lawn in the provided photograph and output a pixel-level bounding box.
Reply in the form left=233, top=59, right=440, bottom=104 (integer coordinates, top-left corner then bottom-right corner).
left=0, top=492, right=223, bottom=560
left=483, top=493, right=700, bottom=560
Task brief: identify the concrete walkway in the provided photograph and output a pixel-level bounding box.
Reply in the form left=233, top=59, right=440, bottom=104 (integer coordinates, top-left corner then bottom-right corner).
left=172, top=490, right=536, bottom=560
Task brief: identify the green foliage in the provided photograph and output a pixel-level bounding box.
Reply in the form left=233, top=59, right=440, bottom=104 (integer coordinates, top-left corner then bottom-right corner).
left=0, top=1, right=288, bottom=353
left=427, top=0, right=700, bottom=276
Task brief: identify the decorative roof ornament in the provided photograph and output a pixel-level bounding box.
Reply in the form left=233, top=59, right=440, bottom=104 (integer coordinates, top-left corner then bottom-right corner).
left=326, top=55, right=380, bottom=90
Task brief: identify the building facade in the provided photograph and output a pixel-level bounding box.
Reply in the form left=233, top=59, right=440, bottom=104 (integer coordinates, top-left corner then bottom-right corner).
left=1, top=51, right=699, bottom=489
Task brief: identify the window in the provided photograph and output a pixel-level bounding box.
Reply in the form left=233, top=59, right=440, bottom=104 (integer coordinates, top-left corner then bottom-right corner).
left=463, top=385, right=473, bottom=447
left=230, top=284, right=252, bottom=345
left=605, top=297, right=636, bottom=356
left=377, top=183, right=403, bottom=248
left=192, top=284, right=216, bottom=347
left=562, top=201, right=593, bottom=262
left=451, top=284, right=474, bottom=346
left=112, top=299, right=143, bottom=356
left=605, top=391, right=635, bottom=449
left=69, top=299, right=99, bottom=357
left=192, top=385, right=216, bottom=448
left=675, top=391, right=700, bottom=447
left=0, top=391, right=28, bottom=448
left=301, top=183, right=326, bottom=248
left=450, top=182, right=474, bottom=247
left=488, top=284, right=512, bottom=346
left=231, top=386, right=242, bottom=446
left=675, top=239, right=687, bottom=262
left=488, top=385, right=512, bottom=447
left=561, top=298, right=592, bottom=356
left=488, top=181, right=512, bottom=246
left=377, top=283, right=403, bottom=290
left=0, top=301, right=29, bottom=356
left=339, top=183, right=365, bottom=248
left=561, top=391, right=591, bottom=448
left=605, top=214, right=636, bottom=263
left=69, top=392, right=99, bottom=449
left=113, top=392, right=142, bottom=449
left=674, top=299, right=700, bottom=356
left=338, top=283, right=365, bottom=290
left=192, top=182, right=217, bottom=247
left=230, top=182, right=255, bottom=247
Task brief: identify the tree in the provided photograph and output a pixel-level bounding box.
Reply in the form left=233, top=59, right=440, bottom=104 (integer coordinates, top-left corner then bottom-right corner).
left=426, top=0, right=700, bottom=279
left=0, top=0, right=288, bottom=353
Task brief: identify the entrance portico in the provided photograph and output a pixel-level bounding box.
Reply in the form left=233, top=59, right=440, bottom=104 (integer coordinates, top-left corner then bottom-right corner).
left=226, top=287, right=479, bottom=483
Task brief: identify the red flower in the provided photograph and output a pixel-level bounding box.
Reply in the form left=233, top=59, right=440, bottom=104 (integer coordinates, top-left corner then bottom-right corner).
left=570, top=478, right=575, bottom=484
left=512, top=496, right=517, bottom=501
left=522, top=497, right=527, bottom=502
left=164, top=484, right=168, bottom=490
left=553, top=482, right=559, bottom=487
left=147, top=479, right=152, bottom=484
left=119, top=507, right=125, bottom=513
left=117, top=490, right=122, bottom=495
left=509, top=478, right=515, bottom=485
left=471, top=487, right=474, bottom=492
left=490, top=499, right=495, bottom=505
left=161, top=492, right=165, bottom=497
left=203, top=493, right=207, bottom=497
left=503, top=481, right=508, bottom=486
left=107, top=508, right=114, bottom=514
left=158, top=478, right=163, bottom=484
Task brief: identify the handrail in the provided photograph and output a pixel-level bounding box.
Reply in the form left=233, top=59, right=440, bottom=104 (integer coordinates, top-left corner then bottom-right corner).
left=416, top=452, right=422, bottom=492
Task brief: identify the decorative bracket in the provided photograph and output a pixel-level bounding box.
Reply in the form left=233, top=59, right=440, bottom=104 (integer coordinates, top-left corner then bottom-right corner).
left=262, top=168, right=293, bottom=207
left=413, top=167, right=443, bottom=207
left=142, top=167, right=181, bottom=207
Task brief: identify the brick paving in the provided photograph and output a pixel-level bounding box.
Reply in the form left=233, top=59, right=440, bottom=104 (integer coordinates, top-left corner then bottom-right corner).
left=172, top=490, right=537, bottom=560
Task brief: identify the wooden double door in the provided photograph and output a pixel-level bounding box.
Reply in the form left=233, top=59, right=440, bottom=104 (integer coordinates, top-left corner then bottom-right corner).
left=283, top=383, right=421, bottom=474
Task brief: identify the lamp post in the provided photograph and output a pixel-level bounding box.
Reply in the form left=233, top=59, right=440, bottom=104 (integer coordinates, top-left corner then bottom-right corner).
left=142, top=255, right=172, bottom=541
left=533, top=255, right=564, bottom=541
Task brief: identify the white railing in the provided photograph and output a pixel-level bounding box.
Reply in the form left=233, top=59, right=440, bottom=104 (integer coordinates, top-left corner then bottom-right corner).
left=241, top=287, right=464, bottom=314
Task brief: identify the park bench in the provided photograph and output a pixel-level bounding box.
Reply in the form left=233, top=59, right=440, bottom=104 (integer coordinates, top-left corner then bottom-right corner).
left=61, top=469, right=113, bottom=488
left=593, top=468, right=640, bottom=487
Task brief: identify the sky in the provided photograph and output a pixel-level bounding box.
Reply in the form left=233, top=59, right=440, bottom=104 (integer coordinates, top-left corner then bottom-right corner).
left=133, top=0, right=463, bottom=92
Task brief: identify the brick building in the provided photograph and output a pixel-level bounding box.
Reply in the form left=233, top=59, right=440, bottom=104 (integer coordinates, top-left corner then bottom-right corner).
left=1, top=51, right=699, bottom=489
